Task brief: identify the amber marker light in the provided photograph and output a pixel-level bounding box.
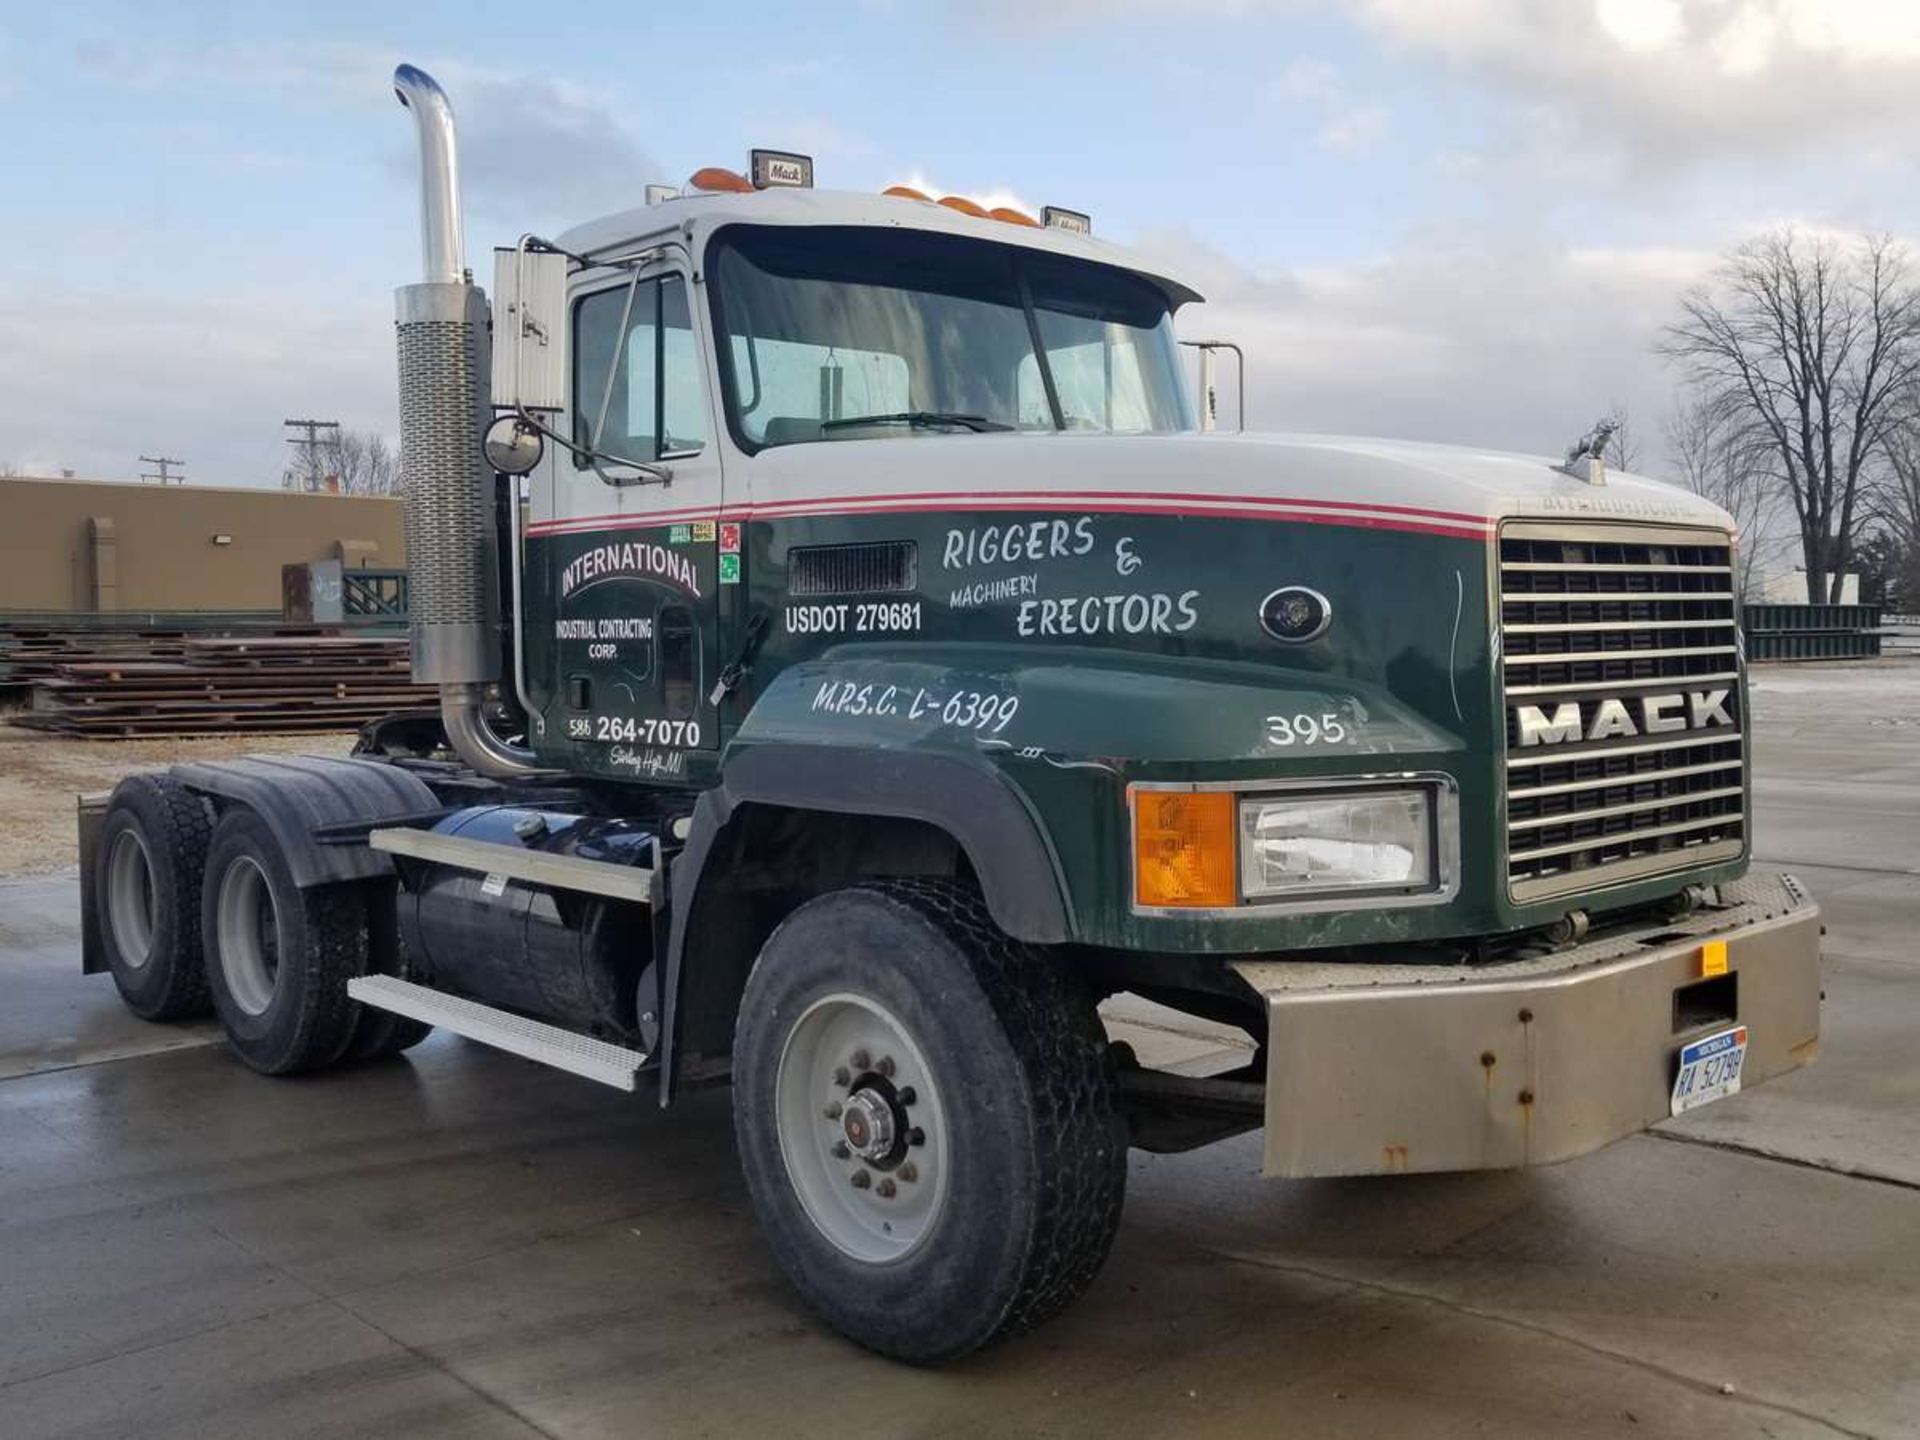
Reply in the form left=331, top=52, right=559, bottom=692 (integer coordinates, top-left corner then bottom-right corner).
left=884, top=185, right=932, bottom=201
left=688, top=166, right=754, bottom=194
left=990, top=206, right=1040, bottom=227
left=938, top=194, right=990, bottom=218
left=1133, top=790, right=1237, bottom=909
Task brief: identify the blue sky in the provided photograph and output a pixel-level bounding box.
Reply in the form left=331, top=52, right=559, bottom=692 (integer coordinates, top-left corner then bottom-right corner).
left=5, top=0, right=1920, bottom=485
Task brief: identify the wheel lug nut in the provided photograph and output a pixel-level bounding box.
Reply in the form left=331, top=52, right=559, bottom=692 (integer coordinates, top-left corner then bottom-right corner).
left=876, top=1179, right=897, bottom=1198
left=824, top=1102, right=843, bottom=1120
left=897, top=1085, right=917, bottom=1106
left=850, top=1049, right=871, bottom=1071
left=832, top=1141, right=850, bottom=1160
left=908, top=1127, right=926, bottom=1147
left=851, top=1169, right=872, bottom=1190
left=898, top=1162, right=918, bottom=1183
left=833, top=1066, right=851, bottom=1088
left=876, top=1055, right=896, bottom=1078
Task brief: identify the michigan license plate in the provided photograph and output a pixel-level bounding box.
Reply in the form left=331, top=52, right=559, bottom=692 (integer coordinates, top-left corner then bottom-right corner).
left=1670, top=1025, right=1748, bottom=1116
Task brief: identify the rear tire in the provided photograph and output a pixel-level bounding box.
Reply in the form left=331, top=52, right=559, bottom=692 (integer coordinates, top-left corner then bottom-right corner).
left=200, top=808, right=363, bottom=1075
left=345, top=1008, right=433, bottom=1063
left=96, top=774, right=214, bottom=1021
left=342, top=882, right=433, bottom=1062
left=732, top=880, right=1127, bottom=1364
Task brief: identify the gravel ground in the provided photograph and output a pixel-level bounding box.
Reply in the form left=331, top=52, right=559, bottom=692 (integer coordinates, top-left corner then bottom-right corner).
left=0, top=722, right=354, bottom=876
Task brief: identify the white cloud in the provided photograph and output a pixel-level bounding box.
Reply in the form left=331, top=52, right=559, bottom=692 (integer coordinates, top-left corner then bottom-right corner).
left=1272, top=57, right=1341, bottom=104
left=1267, top=57, right=1393, bottom=151
left=1594, top=0, right=1684, bottom=52
left=981, top=1, right=1920, bottom=159
left=1140, top=225, right=1727, bottom=466
left=1314, top=104, right=1390, bottom=151
left=69, top=38, right=667, bottom=231
left=0, top=291, right=396, bottom=486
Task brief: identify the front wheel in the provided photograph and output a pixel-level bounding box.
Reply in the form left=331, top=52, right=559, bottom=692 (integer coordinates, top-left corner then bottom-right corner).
left=731, top=881, right=1127, bottom=1364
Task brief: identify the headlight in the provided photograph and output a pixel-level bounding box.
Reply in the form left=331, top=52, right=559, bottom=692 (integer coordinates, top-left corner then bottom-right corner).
left=1237, top=789, right=1435, bottom=900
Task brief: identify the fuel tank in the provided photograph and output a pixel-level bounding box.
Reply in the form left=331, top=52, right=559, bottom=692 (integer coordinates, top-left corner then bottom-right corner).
left=397, top=806, right=659, bottom=1046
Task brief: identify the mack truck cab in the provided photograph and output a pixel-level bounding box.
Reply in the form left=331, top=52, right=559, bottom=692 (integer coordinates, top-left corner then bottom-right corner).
left=76, top=66, right=1821, bottom=1363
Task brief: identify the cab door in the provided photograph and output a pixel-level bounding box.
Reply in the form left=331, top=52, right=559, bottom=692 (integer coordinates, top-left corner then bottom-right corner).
left=526, top=261, right=727, bottom=782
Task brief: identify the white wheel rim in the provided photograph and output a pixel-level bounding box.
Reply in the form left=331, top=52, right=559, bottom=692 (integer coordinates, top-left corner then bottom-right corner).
left=774, top=993, right=951, bottom=1264
left=214, top=855, right=280, bottom=1017
left=105, top=828, right=157, bottom=967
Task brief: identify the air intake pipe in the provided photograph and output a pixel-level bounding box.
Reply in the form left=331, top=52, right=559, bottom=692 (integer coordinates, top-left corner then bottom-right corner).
left=392, top=64, right=543, bottom=777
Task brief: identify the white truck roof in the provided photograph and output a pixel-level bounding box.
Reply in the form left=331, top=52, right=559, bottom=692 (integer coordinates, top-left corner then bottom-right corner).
left=553, top=187, right=1204, bottom=306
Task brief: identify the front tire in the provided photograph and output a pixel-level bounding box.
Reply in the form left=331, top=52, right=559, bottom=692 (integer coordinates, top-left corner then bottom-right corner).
left=200, top=808, right=363, bottom=1075
left=732, top=881, right=1127, bottom=1363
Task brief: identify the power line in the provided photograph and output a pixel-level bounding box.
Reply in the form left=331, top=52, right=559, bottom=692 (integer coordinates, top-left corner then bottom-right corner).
left=138, top=454, right=185, bottom=485
left=282, top=418, right=341, bottom=491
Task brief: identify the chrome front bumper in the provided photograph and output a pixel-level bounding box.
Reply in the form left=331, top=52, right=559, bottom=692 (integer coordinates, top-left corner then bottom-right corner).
left=1231, top=871, right=1821, bottom=1178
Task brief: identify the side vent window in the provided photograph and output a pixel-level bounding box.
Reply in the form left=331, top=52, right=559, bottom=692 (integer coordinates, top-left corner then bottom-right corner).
left=787, top=541, right=918, bottom=597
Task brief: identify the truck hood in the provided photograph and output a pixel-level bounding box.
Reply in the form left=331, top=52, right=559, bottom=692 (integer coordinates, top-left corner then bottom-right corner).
left=743, top=430, right=1733, bottom=541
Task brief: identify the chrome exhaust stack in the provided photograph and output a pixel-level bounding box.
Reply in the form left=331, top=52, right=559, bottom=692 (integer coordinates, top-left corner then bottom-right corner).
left=391, top=64, right=543, bottom=777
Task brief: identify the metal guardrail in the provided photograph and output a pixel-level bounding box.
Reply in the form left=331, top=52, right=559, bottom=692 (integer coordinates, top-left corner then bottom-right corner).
left=1742, top=604, right=1884, bottom=662
left=282, top=563, right=409, bottom=628
left=341, top=569, right=410, bottom=619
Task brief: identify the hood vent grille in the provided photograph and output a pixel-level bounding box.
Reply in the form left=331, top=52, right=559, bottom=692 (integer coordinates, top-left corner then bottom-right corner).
left=787, top=540, right=918, bottom=597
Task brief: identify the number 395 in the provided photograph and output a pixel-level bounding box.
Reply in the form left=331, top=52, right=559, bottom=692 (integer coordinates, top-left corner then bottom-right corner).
left=1265, top=712, right=1349, bottom=746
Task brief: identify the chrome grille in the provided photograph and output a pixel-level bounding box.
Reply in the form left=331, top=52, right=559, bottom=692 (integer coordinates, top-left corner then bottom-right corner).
left=1499, top=521, right=1746, bottom=901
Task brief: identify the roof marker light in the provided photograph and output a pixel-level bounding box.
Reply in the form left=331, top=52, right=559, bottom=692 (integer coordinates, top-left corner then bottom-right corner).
left=1041, top=206, right=1092, bottom=236
left=750, top=149, right=813, bottom=189
left=938, top=194, right=990, bottom=218
left=883, top=184, right=932, bottom=201
left=990, top=206, right=1040, bottom=227
left=688, top=166, right=753, bottom=194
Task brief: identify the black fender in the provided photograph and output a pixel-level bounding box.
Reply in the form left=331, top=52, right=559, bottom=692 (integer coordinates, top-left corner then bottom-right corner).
left=169, top=755, right=441, bottom=888
left=657, top=741, right=1074, bottom=1103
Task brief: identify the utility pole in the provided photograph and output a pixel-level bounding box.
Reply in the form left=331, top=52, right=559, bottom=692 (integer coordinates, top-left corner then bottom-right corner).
left=282, top=418, right=341, bottom=491
left=138, top=454, right=185, bottom=485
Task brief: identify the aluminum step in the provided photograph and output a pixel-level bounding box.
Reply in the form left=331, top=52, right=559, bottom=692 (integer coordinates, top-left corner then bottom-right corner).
left=347, top=975, right=648, bottom=1090
left=368, top=827, right=657, bottom=905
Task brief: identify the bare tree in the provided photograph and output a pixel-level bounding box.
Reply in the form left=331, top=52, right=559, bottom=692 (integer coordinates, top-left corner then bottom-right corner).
left=1659, top=230, right=1920, bottom=602
left=281, top=429, right=401, bottom=495
left=1600, top=403, right=1641, bottom=473
left=1664, top=394, right=1782, bottom=602
left=1875, top=411, right=1920, bottom=610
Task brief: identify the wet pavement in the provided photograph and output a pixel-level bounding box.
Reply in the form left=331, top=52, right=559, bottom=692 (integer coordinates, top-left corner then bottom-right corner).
left=0, top=662, right=1915, bottom=1439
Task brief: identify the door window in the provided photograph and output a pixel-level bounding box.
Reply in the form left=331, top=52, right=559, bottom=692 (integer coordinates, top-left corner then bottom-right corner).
left=573, top=274, right=707, bottom=465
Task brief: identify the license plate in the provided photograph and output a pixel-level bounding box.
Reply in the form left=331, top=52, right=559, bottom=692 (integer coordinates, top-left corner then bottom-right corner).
left=1670, top=1025, right=1748, bottom=1116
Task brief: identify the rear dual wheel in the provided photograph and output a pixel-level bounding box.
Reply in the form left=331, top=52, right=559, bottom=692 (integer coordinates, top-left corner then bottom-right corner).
left=732, top=881, right=1128, bottom=1364
left=200, top=809, right=428, bottom=1074
left=97, top=775, right=214, bottom=1020
left=201, top=810, right=362, bottom=1075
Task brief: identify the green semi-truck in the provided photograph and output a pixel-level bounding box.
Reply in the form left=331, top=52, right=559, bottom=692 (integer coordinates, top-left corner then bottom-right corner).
left=78, top=65, right=1820, bottom=1362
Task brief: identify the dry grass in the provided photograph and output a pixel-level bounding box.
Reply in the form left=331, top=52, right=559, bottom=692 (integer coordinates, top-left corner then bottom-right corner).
left=0, top=721, right=355, bottom=876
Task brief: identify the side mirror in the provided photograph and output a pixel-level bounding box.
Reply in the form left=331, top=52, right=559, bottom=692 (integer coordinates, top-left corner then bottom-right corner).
left=1179, top=339, right=1245, bottom=434
left=483, top=414, right=545, bottom=475
left=491, top=246, right=569, bottom=413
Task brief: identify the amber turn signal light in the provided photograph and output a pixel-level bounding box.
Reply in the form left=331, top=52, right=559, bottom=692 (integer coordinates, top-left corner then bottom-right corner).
left=1133, top=790, right=1236, bottom=909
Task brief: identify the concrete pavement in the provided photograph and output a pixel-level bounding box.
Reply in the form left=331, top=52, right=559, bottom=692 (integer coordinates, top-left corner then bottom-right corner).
left=0, top=662, right=1915, bottom=1439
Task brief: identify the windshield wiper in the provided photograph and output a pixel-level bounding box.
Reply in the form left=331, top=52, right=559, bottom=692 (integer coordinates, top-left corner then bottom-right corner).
left=819, top=410, right=1013, bottom=433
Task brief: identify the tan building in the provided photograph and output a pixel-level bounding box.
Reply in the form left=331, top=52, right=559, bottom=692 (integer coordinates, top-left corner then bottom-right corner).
left=0, top=477, right=406, bottom=613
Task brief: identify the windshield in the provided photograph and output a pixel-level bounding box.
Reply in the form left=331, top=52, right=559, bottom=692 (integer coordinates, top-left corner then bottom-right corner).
left=710, top=225, right=1192, bottom=450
